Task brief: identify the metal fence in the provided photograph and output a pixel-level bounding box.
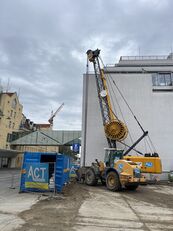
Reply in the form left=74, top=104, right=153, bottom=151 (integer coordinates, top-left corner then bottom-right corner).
left=120, top=55, right=170, bottom=61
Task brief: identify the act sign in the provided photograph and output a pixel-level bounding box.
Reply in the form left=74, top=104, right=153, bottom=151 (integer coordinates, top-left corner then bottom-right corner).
left=25, top=163, right=49, bottom=190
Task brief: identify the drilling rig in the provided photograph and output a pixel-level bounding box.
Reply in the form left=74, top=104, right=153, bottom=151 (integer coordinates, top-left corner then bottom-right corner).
left=78, top=49, right=162, bottom=191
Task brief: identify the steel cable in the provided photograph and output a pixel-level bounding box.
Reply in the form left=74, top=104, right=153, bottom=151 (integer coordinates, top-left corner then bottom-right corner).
left=99, top=55, right=156, bottom=154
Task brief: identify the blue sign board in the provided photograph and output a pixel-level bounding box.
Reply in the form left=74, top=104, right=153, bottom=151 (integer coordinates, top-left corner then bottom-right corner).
left=145, top=162, right=153, bottom=167
left=70, top=163, right=80, bottom=177
left=72, top=143, right=80, bottom=152
left=118, top=163, right=123, bottom=172
left=25, top=163, right=49, bottom=190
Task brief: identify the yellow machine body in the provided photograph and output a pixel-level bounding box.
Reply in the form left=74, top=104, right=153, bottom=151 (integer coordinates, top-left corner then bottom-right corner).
left=99, top=159, right=146, bottom=186
left=114, top=159, right=146, bottom=185
left=123, top=156, right=162, bottom=174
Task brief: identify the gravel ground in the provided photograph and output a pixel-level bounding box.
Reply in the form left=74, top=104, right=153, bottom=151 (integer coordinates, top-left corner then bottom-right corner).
left=0, top=169, right=38, bottom=231
left=15, top=181, right=89, bottom=231
left=15, top=182, right=173, bottom=231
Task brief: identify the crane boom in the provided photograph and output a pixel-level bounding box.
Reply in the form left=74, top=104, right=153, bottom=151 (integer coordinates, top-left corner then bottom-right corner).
left=86, top=49, right=128, bottom=147
left=48, top=102, right=64, bottom=125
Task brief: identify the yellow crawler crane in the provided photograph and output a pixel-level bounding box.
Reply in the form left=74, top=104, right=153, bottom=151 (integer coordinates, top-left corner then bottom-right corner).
left=79, top=49, right=162, bottom=191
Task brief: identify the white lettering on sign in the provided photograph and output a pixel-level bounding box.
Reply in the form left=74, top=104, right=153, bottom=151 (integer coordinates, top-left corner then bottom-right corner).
left=34, top=168, right=39, bottom=179
left=28, top=166, right=47, bottom=182
left=40, top=167, right=46, bottom=179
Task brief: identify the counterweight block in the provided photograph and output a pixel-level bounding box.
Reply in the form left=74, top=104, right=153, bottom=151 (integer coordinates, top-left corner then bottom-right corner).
left=104, top=120, right=128, bottom=141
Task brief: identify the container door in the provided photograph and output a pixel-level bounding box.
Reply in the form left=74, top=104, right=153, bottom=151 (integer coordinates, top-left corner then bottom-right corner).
left=55, top=154, right=64, bottom=192
left=20, top=152, right=40, bottom=192
left=55, top=154, right=70, bottom=192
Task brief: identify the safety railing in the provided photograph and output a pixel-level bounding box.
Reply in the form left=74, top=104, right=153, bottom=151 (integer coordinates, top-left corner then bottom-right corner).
left=120, top=55, right=172, bottom=61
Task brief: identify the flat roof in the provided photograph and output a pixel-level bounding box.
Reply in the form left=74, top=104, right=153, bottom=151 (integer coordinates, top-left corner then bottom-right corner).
left=11, top=130, right=81, bottom=146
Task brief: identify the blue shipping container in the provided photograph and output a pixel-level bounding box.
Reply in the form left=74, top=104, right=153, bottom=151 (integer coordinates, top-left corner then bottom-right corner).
left=20, top=152, right=70, bottom=193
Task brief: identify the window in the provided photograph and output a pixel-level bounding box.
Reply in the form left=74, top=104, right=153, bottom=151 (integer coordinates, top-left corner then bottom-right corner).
left=10, top=110, right=13, bottom=117
left=6, top=133, right=12, bottom=142
left=9, top=121, right=11, bottom=128
left=11, top=98, right=17, bottom=109
left=0, top=109, right=3, bottom=117
left=152, top=73, right=173, bottom=86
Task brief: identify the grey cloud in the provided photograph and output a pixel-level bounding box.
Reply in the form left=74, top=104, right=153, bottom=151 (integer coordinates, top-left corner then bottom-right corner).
left=0, top=0, right=172, bottom=129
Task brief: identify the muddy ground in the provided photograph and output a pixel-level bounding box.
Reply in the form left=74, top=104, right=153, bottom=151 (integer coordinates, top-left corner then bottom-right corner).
left=15, top=182, right=173, bottom=231
left=15, top=181, right=90, bottom=231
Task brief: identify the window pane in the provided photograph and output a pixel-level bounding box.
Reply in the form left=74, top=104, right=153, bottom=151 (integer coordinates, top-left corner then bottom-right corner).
left=158, top=74, right=165, bottom=86
left=153, top=72, right=173, bottom=88
left=165, top=74, right=172, bottom=86
left=12, top=99, right=17, bottom=109
left=171, top=74, right=173, bottom=84
left=152, top=74, right=157, bottom=86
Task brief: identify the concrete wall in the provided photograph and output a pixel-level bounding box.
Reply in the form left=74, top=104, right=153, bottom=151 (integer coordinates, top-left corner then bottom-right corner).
left=81, top=70, right=173, bottom=172
left=81, top=73, right=108, bottom=166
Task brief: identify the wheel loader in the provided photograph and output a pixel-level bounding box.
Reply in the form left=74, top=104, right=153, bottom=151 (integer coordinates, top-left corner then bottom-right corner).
left=78, top=148, right=161, bottom=191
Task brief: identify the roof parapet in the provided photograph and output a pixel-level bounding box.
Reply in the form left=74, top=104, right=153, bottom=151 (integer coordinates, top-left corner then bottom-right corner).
left=120, top=54, right=173, bottom=61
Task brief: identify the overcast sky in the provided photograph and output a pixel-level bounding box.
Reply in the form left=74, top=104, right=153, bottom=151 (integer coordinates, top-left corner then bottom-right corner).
left=0, top=0, right=172, bottom=130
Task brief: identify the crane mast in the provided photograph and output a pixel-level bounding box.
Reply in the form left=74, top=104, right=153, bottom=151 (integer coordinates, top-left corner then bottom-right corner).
left=87, top=49, right=128, bottom=148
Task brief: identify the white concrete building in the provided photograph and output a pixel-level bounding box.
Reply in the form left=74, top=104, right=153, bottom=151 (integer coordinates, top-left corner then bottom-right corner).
left=81, top=53, right=173, bottom=174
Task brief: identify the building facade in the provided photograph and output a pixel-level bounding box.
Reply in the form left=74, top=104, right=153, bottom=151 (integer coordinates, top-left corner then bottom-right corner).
left=0, top=92, right=23, bottom=149
left=0, top=91, right=73, bottom=168
left=0, top=92, right=23, bottom=168
left=0, top=92, right=23, bottom=167
left=81, top=53, right=173, bottom=175
left=36, top=123, right=52, bottom=131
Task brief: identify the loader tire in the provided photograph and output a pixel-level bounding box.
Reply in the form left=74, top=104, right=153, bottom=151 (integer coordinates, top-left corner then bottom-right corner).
left=106, top=171, right=121, bottom=191
left=85, top=168, right=98, bottom=186
left=125, top=183, right=139, bottom=191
